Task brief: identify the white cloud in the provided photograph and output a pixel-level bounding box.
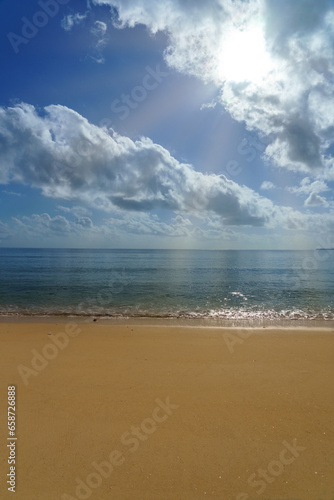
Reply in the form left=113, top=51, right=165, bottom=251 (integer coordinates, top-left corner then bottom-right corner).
left=61, top=12, right=88, bottom=31
left=0, top=103, right=279, bottom=228
left=57, top=205, right=92, bottom=217
left=90, top=20, right=108, bottom=63
left=287, top=177, right=330, bottom=195
left=106, top=213, right=192, bottom=237
left=2, top=213, right=75, bottom=243
left=75, top=216, right=94, bottom=228
left=0, top=211, right=232, bottom=244
left=1, top=190, right=21, bottom=196
left=61, top=12, right=108, bottom=63
left=2, top=206, right=334, bottom=247
left=92, top=0, right=334, bottom=177
left=200, top=101, right=217, bottom=111
left=1, top=213, right=79, bottom=245
left=1, top=103, right=333, bottom=240
left=260, top=181, right=275, bottom=190
left=0, top=220, right=10, bottom=240
left=287, top=177, right=330, bottom=207
left=172, top=215, right=192, bottom=226
left=304, top=192, right=328, bottom=207
left=91, top=20, right=107, bottom=37
left=26, top=213, right=71, bottom=233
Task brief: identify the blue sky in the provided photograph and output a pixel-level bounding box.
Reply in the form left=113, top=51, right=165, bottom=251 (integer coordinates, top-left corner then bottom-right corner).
left=0, top=0, right=334, bottom=249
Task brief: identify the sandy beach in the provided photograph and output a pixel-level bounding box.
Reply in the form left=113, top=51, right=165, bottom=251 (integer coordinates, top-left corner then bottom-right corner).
left=0, top=320, right=333, bottom=500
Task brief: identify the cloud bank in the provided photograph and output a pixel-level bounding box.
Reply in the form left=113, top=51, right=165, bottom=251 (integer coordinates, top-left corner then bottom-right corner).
left=0, top=103, right=279, bottom=227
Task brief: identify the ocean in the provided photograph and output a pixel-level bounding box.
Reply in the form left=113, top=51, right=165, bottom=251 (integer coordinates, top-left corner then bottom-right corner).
left=0, top=248, right=333, bottom=323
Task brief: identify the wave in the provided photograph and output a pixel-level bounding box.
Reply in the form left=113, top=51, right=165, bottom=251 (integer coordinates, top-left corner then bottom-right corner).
left=1, top=305, right=334, bottom=321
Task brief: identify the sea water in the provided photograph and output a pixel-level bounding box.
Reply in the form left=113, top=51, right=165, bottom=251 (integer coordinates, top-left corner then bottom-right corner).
left=0, top=248, right=333, bottom=322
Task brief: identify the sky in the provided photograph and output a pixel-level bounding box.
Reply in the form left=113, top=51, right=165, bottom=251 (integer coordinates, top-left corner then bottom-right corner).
left=0, top=0, right=334, bottom=249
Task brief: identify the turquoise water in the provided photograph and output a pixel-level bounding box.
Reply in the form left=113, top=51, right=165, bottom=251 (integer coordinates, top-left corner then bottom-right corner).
left=0, top=248, right=333, bottom=321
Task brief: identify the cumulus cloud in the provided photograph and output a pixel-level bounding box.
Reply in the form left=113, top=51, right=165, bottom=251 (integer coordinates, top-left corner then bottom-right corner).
left=304, top=192, right=328, bottom=207
left=8, top=213, right=97, bottom=242
left=106, top=213, right=191, bottom=237
left=92, top=0, right=334, bottom=176
left=287, top=177, right=330, bottom=206
left=75, top=216, right=94, bottom=228
left=2, top=206, right=333, bottom=247
left=0, top=211, right=233, bottom=244
left=0, top=213, right=76, bottom=244
left=24, top=213, right=71, bottom=233
left=172, top=215, right=192, bottom=226
left=260, top=181, right=275, bottom=190
left=0, top=103, right=279, bottom=228
left=287, top=177, right=330, bottom=195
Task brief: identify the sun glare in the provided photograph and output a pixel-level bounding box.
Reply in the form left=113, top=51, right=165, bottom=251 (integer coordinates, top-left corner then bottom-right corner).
left=217, top=26, right=273, bottom=83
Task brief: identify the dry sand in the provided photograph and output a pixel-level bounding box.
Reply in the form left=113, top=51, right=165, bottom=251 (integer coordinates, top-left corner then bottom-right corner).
left=0, top=321, right=333, bottom=500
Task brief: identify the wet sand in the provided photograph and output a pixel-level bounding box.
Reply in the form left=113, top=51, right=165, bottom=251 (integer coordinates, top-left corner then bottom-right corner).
left=0, top=321, right=333, bottom=499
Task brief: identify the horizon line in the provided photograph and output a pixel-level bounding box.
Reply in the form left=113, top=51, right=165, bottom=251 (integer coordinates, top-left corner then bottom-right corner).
left=0, top=247, right=323, bottom=252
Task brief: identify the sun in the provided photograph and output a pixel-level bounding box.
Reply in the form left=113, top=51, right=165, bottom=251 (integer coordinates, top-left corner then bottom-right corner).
left=217, top=25, right=273, bottom=84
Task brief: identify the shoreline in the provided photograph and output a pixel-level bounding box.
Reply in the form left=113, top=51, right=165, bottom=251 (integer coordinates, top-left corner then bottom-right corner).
left=1, top=314, right=334, bottom=330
